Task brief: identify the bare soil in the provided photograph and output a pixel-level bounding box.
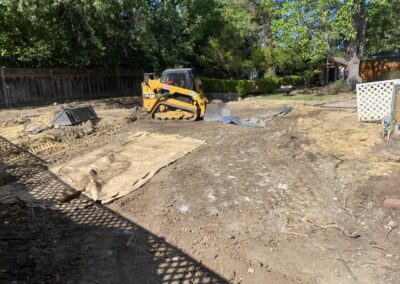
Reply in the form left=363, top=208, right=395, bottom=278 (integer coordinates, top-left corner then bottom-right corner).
left=1, top=96, right=400, bottom=283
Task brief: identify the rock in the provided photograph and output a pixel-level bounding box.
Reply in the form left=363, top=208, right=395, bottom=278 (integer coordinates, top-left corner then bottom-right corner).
left=25, top=123, right=46, bottom=133
left=247, top=267, right=255, bottom=274
left=124, top=114, right=137, bottom=123
left=388, top=221, right=397, bottom=227
left=278, top=183, right=289, bottom=191
left=177, top=204, right=189, bottom=214
left=81, top=121, right=95, bottom=135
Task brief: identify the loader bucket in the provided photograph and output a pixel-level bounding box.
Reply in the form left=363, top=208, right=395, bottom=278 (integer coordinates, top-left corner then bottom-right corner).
left=204, top=100, right=231, bottom=121
left=52, top=106, right=98, bottom=126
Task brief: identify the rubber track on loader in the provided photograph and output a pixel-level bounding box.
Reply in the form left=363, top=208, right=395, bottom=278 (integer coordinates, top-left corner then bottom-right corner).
left=151, top=102, right=199, bottom=121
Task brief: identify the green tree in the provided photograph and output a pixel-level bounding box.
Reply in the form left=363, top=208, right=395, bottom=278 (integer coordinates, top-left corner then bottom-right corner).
left=0, top=0, right=397, bottom=80
left=272, top=0, right=394, bottom=84
left=0, top=0, right=154, bottom=68
left=364, top=0, right=399, bottom=56
left=198, top=24, right=246, bottom=78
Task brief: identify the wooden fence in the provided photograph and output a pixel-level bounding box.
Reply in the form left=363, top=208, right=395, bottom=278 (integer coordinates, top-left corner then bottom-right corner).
left=0, top=68, right=143, bottom=108
left=361, top=60, right=400, bottom=82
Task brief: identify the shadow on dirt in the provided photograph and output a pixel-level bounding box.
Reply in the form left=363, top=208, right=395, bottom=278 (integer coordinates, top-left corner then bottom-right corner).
left=0, top=135, right=227, bottom=283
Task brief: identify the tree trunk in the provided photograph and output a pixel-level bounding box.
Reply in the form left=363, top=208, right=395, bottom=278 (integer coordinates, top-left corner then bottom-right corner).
left=347, top=49, right=362, bottom=84
left=346, top=1, right=366, bottom=86
left=324, top=24, right=332, bottom=62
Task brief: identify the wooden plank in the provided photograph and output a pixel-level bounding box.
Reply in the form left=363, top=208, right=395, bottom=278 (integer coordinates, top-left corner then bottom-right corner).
left=1, top=68, right=10, bottom=107
left=395, top=87, right=400, bottom=121
left=88, top=72, right=92, bottom=99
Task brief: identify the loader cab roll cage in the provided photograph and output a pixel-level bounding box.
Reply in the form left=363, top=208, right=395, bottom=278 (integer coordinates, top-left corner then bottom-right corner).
left=144, top=73, right=159, bottom=85
left=161, top=68, right=195, bottom=90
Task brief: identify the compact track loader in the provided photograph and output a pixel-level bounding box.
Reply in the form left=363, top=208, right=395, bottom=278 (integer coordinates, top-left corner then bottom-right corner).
left=141, top=68, right=209, bottom=121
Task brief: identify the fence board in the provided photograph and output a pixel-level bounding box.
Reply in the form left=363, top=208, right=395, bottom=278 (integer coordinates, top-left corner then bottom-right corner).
left=0, top=68, right=143, bottom=108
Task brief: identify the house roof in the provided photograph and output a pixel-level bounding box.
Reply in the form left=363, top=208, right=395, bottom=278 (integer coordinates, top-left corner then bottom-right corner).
left=371, top=49, right=400, bottom=61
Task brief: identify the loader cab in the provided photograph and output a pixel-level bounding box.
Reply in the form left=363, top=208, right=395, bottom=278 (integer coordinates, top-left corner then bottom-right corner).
left=161, top=68, right=202, bottom=93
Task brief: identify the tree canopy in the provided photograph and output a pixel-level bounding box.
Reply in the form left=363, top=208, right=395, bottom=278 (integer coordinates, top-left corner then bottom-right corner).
left=0, top=0, right=398, bottom=80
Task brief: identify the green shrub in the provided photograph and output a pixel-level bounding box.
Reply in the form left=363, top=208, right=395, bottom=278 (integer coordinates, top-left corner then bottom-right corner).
left=236, top=80, right=255, bottom=95
left=200, top=75, right=303, bottom=95
left=200, top=78, right=238, bottom=93
left=281, top=75, right=303, bottom=86
left=257, top=77, right=281, bottom=93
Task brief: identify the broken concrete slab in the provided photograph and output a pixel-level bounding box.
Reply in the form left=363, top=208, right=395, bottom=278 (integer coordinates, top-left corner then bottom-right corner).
left=240, top=105, right=293, bottom=127
left=25, top=123, right=47, bottom=133
left=251, top=105, right=293, bottom=119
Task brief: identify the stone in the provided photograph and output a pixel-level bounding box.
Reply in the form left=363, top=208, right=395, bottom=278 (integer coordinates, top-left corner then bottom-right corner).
left=81, top=121, right=95, bottom=135
left=25, top=123, right=45, bottom=133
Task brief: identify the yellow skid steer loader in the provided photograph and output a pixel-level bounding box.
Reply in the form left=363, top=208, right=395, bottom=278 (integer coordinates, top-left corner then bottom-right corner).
left=141, top=68, right=209, bottom=121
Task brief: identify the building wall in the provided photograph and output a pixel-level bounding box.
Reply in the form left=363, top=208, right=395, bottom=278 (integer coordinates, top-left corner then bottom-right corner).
left=361, top=60, right=400, bottom=82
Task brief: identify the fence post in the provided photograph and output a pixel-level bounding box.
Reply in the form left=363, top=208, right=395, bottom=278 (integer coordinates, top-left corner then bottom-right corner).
left=87, top=71, right=92, bottom=99
left=116, top=69, right=121, bottom=95
left=49, top=69, right=57, bottom=103
left=1, top=67, right=10, bottom=108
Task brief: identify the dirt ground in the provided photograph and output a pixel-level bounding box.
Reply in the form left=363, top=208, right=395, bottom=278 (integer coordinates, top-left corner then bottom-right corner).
left=1, top=96, right=400, bottom=283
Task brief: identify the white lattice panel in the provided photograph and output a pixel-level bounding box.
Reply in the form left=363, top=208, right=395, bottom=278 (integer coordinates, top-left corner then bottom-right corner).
left=357, top=80, right=400, bottom=122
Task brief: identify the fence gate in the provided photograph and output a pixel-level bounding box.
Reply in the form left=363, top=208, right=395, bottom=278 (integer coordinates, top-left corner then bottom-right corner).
left=0, top=68, right=143, bottom=108
left=356, top=79, right=400, bottom=122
